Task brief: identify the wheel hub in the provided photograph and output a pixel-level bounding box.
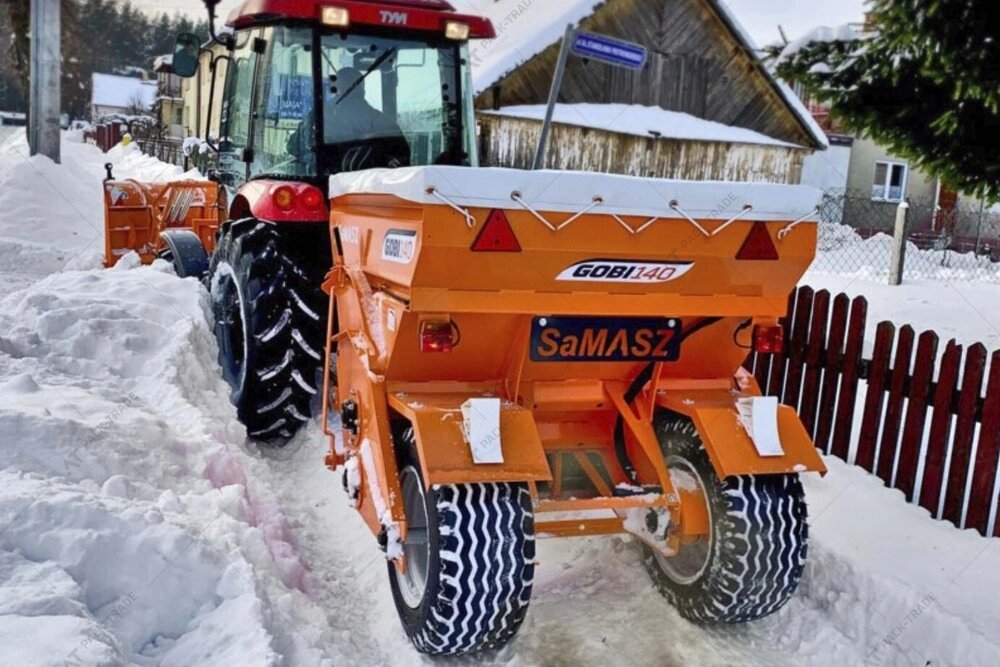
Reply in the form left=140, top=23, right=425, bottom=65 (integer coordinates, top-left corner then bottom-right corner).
left=654, top=458, right=713, bottom=585
left=213, top=268, right=247, bottom=391
left=395, top=466, right=430, bottom=609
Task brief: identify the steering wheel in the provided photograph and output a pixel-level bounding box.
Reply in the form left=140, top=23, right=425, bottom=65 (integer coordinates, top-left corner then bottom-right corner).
left=338, top=137, right=411, bottom=172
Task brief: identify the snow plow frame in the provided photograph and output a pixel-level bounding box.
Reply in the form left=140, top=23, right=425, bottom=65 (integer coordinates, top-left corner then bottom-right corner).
left=321, top=169, right=826, bottom=556
left=102, top=175, right=223, bottom=268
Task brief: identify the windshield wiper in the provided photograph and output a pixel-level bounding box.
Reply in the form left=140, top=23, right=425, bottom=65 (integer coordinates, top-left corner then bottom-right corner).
left=335, top=47, right=397, bottom=105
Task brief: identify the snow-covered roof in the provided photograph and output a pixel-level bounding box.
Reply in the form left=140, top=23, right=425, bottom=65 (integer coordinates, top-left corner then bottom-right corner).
left=706, top=0, right=829, bottom=149
left=153, top=54, right=173, bottom=72
left=775, top=24, right=864, bottom=65
left=449, top=0, right=600, bottom=95
left=452, top=0, right=828, bottom=149
left=481, top=104, right=800, bottom=148
left=91, top=73, right=157, bottom=110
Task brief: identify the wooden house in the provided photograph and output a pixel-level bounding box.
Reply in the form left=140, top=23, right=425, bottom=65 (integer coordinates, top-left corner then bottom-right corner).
left=453, top=0, right=828, bottom=183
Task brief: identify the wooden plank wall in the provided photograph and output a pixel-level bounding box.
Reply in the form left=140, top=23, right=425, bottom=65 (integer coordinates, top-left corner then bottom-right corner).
left=747, top=286, right=1000, bottom=537
left=477, top=114, right=804, bottom=183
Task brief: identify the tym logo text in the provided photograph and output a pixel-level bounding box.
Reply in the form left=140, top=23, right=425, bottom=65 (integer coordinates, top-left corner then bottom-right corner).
left=380, top=10, right=408, bottom=25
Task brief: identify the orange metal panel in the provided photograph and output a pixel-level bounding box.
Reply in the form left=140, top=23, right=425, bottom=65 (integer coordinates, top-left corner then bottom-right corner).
left=659, top=390, right=827, bottom=477
left=387, top=392, right=552, bottom=486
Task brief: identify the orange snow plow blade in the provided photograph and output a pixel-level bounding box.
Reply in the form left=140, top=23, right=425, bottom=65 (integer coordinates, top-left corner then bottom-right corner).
left=102, top=179, right=221, bottom=267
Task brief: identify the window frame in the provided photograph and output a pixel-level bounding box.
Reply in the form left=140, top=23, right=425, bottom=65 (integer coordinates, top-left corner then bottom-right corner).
left=871, top=160, right=908, bottom=202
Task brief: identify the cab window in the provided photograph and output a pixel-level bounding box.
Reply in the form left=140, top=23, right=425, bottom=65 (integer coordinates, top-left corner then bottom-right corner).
left=218, top=29, right=259, bottom=186
left=251, top=26, right=315, bottom=177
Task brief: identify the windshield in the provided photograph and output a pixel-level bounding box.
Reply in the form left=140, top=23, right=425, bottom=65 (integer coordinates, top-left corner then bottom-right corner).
left=231, top=26, right=476, bottom=183
left=317, top=32, right=471, bottom=173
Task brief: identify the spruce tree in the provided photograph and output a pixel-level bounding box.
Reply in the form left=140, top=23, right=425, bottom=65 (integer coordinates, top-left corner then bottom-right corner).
left=775, top=0, right=1000, bottom=201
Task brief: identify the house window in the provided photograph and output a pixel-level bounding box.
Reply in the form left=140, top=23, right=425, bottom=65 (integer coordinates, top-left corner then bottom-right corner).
left=872, top=161, right=907, bottom=201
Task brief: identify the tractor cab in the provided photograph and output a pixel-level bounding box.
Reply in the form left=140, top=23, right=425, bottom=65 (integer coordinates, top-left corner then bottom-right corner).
left=173, top=0, right=494, bottom=188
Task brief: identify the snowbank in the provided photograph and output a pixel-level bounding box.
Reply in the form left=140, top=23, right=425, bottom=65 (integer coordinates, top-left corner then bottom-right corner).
left=0, top=131, right=197, bottom=291
left=2, top=130, right=1000, bottom=665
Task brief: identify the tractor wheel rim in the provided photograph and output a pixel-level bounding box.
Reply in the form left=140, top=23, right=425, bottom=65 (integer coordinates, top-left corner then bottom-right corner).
left=214, top=265, right=247, bottom=391
left=396, top=466, right=430, bottom=609
left=654, top=457, right=713, bottom=585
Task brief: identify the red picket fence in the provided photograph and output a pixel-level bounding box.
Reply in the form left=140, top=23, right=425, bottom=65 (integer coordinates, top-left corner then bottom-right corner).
left=83, top=122, right=125, bottom=152
left=746, top=286, right=1000, bottom=537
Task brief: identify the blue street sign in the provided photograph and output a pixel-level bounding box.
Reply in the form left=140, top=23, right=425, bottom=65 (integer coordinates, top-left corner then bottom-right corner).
left=571, top=31, right=648, bottom=70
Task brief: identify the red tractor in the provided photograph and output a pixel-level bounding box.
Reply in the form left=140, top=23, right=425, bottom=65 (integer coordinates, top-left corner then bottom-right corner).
left=103, top=0, right=493, bottom=445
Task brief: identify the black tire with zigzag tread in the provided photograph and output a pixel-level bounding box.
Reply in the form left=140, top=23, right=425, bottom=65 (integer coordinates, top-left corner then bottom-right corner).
left=642, top=412, right=809, bottom=623
left=389, top=427, right=535, bottom=656
left=208, top=220, right=327, bottom=445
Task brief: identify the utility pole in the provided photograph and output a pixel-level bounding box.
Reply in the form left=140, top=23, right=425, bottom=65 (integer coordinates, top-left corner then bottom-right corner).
left=29, top=0, right=60, bottom=163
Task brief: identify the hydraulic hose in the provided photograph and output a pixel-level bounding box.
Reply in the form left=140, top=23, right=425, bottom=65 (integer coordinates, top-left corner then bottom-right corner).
left=613, top=317, right=724, bottom=486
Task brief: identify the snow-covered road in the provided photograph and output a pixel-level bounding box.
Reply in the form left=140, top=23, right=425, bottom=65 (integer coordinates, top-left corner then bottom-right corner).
left=1, top=129, right=999, bottom=666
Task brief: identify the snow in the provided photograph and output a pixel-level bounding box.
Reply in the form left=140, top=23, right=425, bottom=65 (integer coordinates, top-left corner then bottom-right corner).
left=482, top=103, right=799, bottom=147
left=2, top=128, right=1000, bottom=665
left=776, top=24, right=865, bottom=65
left=153, top=54, right=174, bottom=71
left=449, top=0, right=600, bottom=94
left=807, top=223, right=1000, bottom=350
left=91, top=73, right=158, bottom=111
left=331, top=165, right=824, bottom=221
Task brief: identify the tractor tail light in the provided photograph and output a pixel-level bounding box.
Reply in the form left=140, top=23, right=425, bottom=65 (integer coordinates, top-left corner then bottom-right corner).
left=273, top=185, right=296, bottom=211
left=420, top=320, right=456, bottom=353
left=471, top=209, right=521, bottom=252
left=301, top=185, right=325, bottom=210
left=736, top=221, right=779, bottom=260
left=754, top=324, right=785, bottom=354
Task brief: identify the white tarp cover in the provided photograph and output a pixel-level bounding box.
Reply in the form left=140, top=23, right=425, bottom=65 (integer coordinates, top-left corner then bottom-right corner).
left=331, top=166, right=823, bottom=222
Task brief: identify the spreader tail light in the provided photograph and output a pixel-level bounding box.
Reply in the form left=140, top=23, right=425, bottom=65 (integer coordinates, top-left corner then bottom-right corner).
left=420, top=320, right=456, bottom=353
left=273, top=185, right=296, bottom=211
left=445, top=21, right=471, bottom=40
left=737, top=221, right=779, bottom=260
left=754, top=324, right=785, bottom=354
left=301, top=185, right=325, bottom=210
left=321, top=6, right=350, bottom=27
left=471, top=209, right=521, bottom=252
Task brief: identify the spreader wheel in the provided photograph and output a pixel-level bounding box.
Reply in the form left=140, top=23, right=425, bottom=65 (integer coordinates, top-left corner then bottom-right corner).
left=208, top=221, right=325, bottom=445
left=643, top=413, right=809, bottom=623
left=388, top=426, right=535, bottom=656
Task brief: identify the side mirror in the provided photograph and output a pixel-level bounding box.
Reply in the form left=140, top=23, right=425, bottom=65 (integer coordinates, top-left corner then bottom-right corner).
left=172, top=33, right=201, bottom=78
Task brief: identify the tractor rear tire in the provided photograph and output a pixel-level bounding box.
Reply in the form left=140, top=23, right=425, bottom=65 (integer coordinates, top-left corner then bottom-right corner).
left=642, top=413, right=808, bottom=623
left=208, top=221, right=325, bottom=445
left=388, top=426, right=535, bottom=656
